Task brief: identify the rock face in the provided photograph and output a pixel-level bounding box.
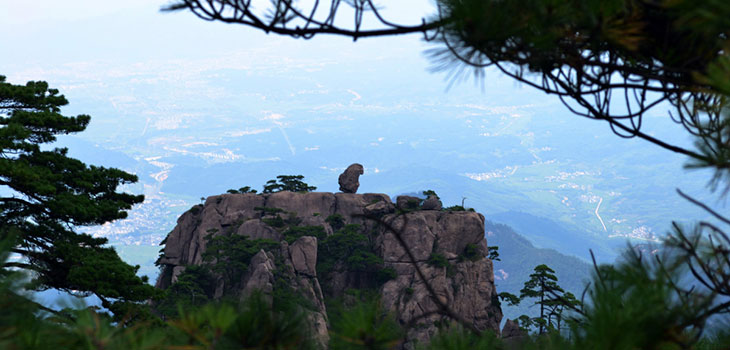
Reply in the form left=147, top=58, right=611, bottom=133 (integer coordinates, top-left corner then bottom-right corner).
left=156, top=191, right=502, bottom=348
left=396, top=195, right=421, bottom=211
left=376, top=210, right=501, bottom=346
left=501, top=319, right=527, bottom=349
left=338, top=163, right=364, bottom=193
left=421, top=196, right=443, bottom=211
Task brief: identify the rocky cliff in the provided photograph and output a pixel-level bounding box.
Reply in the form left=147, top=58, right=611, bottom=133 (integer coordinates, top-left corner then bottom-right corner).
left=156, top=191, right=503, bottom=348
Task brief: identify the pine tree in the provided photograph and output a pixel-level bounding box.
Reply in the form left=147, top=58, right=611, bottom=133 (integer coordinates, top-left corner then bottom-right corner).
left=262, top=175, right=317, bottom=193
left=0, top=75, right=158, bottom=315
left=519, top=264, right=564, bottom=334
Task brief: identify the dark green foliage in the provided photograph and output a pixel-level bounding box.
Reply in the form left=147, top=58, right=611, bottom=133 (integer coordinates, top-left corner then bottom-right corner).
left=442, top=205, right=474, bottom=212
left=201, top=233, right=279, bottom=292
left=325, top=214, right=345, bottom=231
left=328, top=297, right=403, bottom=350
left=402, top=198, right=421, bottom=211
left=239, top=186, right=258, bottom=194
left=262, top=211, right=302, bottom=229
left=318, top=224, right=370, bottom=276
left=497, top=292, right=520, bottom=307
left=1, top=243, right=317, bottom=350
left=162, top=228, right=318, bottom=319
left=422, top=190, right=439, bottom=199
left=544, top=291, right=580, bottom=333
left=283, top=225, right=326, bottom=244
left=460, top=243, right=482, bottom=262
left=156, top=265, right=216, bottom=318
left=262, top=215, right=286, bottom=228
left=507, top=262, right=580, bottom=335
left=163, top=293, right=316, bottom=349
left=0, top=76, right=156, bottom=316
left=189, top=204, right=203, bottom=215
left=544, top=246, right=726, bottom=349
left=262, top=175, right=316, bottom=193
left=696, top=328, right=730, bottom=350
left=487, top=246, right=500, bottom=261
left=317, top=224, right=393, bottom=287
left=516, top=315, right=534, bottom=331
left=271, top=267, right=318, bottom=314
left=375, top=267, right=397, bottom=285
left=519, top=264, right=564, bottom=334
left=425, top=326, right=502, bottom=350
left=227, top=186, right=257, bottom=194
left=216, top=293, right=317, bottom=350
left=427, top=253, right=450, bottom=268
left=347, top=247, right=385, bottom=271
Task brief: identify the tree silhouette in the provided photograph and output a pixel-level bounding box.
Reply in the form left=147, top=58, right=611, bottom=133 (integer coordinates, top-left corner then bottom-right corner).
left=262, top=175, right=317, bottom=193
left=162, top=0, right=442, bottom=40
left=519, top=264, right=564, bottom=334
left=544, top=291, right=580, bottom=333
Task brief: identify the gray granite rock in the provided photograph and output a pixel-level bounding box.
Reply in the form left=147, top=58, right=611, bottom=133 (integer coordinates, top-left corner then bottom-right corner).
left=396, top=195, right=421, bottom=211
left=289, top=236, right=318, bottom=277
left=502, top=319, right=527, bottom=349
left=422, top=196, right=442, bottom=211
left=338, top=163, right=364, bottom=193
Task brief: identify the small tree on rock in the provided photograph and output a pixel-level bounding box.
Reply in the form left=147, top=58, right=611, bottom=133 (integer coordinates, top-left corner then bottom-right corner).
left=262, top=175, right=316, bottom=193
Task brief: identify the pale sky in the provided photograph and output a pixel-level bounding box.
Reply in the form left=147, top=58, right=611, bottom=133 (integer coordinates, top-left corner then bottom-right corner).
left=0, top=0, right=434, bottom=25
left=0, top=0, right=156, bottom=25
left=0, top=1, right=442, bottom=79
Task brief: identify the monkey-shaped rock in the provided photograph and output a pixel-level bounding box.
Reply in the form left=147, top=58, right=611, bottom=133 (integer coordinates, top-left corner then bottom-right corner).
left=338, top=163, right=364, bottom=193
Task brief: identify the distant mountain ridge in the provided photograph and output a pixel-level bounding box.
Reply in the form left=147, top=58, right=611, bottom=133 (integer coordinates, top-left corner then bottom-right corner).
left=488, top=211, right=618, bottom=263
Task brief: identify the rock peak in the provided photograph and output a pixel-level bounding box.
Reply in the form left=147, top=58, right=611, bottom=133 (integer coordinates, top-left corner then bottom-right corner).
left=156, top=190, right=502, bottom=348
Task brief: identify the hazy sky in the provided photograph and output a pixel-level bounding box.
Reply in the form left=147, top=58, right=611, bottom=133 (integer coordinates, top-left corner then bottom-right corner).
left=0, top=0, right=438, bottom=67
left=0, top=0, right=555, bottom=127
left=0, top=0, right=691, bottom=151
left=1, top=0, right=153, bottom=25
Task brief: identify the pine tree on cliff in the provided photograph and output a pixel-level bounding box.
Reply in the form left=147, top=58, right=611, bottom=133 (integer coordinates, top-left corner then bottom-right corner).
left=262, top=175, right=317, bottom=193
left=520, top=264, right=564, bottom=334
left=0, top=75, right=158, bottom=316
